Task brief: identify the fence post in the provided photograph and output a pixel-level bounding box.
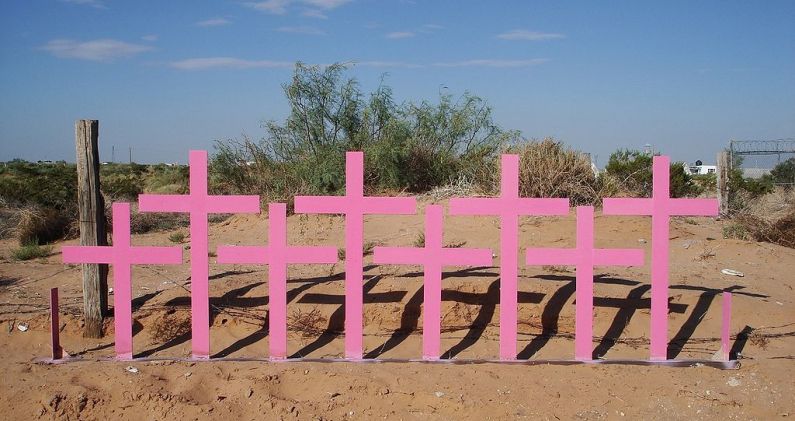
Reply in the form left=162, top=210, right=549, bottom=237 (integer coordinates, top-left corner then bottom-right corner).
left=75, top=119, right=108, bottom=338
left=717, top=151, right=730, bottom=216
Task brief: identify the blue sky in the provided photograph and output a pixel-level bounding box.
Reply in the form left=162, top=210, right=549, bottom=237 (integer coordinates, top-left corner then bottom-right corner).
left=1, top=0, right=794, bottom=166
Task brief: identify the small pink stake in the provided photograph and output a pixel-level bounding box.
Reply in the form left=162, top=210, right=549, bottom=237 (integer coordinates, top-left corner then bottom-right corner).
left=217, top=203, right=338, bottom=359
left=62, top=203, right=183, bottom=360
left=294, top=152, right=416, bottom=360
left=722, top=292, right=731, bottom=361
left=602, top=156, right=718, bottom=360
left=526, top=206, right=644, bottom=360
left=373, top=205, right=492, bottom=360
left=138, top=150, right=260, bottom=359
left=449, top=154, right=569, bottom=360
left=50, top=288, right=62, bottom=360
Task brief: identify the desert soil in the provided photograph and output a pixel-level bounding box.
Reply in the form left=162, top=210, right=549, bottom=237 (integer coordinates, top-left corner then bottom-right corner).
left=1, top=199, right=793, bottom=420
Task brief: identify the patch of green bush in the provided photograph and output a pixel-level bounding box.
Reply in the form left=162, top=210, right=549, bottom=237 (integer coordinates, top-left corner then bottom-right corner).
left=12, top=239, right=53, bottom=261
left=604, top=149, right=701, bottom=197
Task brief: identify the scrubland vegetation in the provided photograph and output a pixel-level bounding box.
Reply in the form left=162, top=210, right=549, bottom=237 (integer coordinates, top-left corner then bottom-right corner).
left=1, top=63, right=793, bottom=253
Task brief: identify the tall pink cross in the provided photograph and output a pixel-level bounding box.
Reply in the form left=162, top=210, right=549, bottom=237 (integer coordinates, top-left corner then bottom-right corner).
left=138, top=150, right=260, bottom=359
left=216, top=203, right=338, bottom=360
left=373, top=205, right=493, bottom=360
left=602, top=155, right=717, bottom=360
left=62, top=202, right=183, bottom=360
left=294, top=151, right=416, bottom=359
left=449, top=154, right=569, bottom=360
left=525, top=206, right=644, bottom=360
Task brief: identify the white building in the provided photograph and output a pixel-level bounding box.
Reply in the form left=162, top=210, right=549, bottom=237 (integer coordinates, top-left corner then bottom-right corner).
left=684, top=161, right=717, bottom=175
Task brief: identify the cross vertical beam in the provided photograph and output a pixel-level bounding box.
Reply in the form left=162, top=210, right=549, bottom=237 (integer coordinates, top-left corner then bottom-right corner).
left=449, top=154, right=569, bottom=360
left=62, top=203, right=183, bottom=359
left=138, top=150, right=260, bottom=359
left=217, top=203, right=338, bottom=359
left=294, top=152, right=416, bottom=359
left=49, top=288, right=63, bottom=360
left=602, top=156, right=717, bottom=360
left=526, top=206, right=644, bottom=360
left=373, top=205, right=492, bottom=359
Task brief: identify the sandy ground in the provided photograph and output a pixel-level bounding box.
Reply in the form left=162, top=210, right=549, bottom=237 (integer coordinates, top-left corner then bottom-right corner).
left=1, top=199, right=793, bottom=420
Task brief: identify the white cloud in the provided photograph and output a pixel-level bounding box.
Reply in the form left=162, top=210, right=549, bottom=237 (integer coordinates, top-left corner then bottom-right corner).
left=386, top=31, right=415, bottom=39
left=276, top=26, right=326, bottom=35
left=246, top=0, right=352, bottom=15
left=496, top=29, right=565, bottom=41
left=41, top=39, right=152, bottom=61
left=169, top=57, right=548, bottom=70
left=141, top=34, right=158, bottom=42
left=432, top=58, right=549, bottom=68
left=60, top=0, right=106, bottom=9
left=169, top=57, right=294, bottom=70
left=247, top=0, right=291, bottom=14
left=302, top=9, right=328, bottom=19
left=196, top=18, right=231, bottom=27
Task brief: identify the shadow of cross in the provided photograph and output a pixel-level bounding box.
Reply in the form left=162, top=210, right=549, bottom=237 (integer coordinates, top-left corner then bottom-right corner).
left=138, top=150, right=260, bottom=359
left=525, top=206, right=644, bottom=361
left=449, top=154, right=569, bottom=360
left=602, top=155, right=718, bottom=360
left=216, top=203, right=338, bottom=360
left=294, top=151, right=416, bottom=360
left=62, top=202, right=182, bottom=360
left=373, top=205, right=493, bottom=360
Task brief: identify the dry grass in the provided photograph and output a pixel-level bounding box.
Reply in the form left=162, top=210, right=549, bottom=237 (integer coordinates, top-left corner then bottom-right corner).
left=504, top=138, right=609, bottom=206
left=148, top=311, right=191, bottom=344
left=288, top=307, right=327, bottom=338
left=3, top=206, right=71, bottom=245
left=728, top=188, right=795, bottom=248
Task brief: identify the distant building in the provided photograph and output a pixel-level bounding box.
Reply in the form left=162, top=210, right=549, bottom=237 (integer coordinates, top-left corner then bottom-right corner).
left=684, top=160, right=717, bottom=175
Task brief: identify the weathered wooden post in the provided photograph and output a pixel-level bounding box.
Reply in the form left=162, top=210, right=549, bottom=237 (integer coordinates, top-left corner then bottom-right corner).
left=75, top=119, right=108, bottom=338
left=717, top=150, right=730, bottom=216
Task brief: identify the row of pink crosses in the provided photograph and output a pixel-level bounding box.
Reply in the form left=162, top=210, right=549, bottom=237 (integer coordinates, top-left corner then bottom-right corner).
left=62, top=150, right=725, bottom=362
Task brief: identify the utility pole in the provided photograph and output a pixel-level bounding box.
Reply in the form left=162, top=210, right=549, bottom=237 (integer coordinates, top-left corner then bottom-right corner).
left=74, top=120, right=109, bottom=338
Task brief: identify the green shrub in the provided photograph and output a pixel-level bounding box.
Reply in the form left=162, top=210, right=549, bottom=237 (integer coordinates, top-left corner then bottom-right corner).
left=604, top=149, right=701, bottom=197
left=12, top=239, right=53, bottom=260
left=168, top=232, right=186, bottom=243
left=722, top=223, right=749, bottom=240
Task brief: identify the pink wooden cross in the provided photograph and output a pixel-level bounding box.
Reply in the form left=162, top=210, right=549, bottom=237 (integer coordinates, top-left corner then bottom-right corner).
left=138, top=150, right=260, bottom=359
left=62, top=202, right=183, bottom=360
left=525, top=206, right=644, bottom=360
left=373, top=205, right=493, bottom=360
left=602, top=155, right=717, bottom=360
left=449, top=154, right=569, bottom=360
left=294, top=152, right=416, bottom=359
left=216, top=203, right=338, bottom=360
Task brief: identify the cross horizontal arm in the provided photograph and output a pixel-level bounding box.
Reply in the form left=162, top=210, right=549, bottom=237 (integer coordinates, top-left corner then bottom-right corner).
left=440, top=248, right=493, bottom=266
left=667, top=198, right=718, bottom=216
left=593, top=249, right=645, bottom=267
left=216, top=245, right=269, bottom=264
left=129, top=246, right=183, bottom=265
left=525, top=248, right=578, bottom=266
left=207, top=196, right=261, bottom=214
left=138, top=195, right=192, bottom=213
left=286, top=246, right=339, bottom=264
left=62, top=246, right=115, bottom=264
left=373, top=247, right=427, bottom=265
left=514, top=198, right=570, bottom=216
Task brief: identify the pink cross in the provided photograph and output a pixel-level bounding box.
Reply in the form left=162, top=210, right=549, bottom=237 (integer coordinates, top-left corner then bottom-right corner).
left=294, top=151, right=416, bottom=359
left=525, top=206, right=644, bottom=360
left=138, top=150, right=260, bottom=359
left=449, top=154, right=569, bottom=360
left=216, top=203, right=338, bottom=360
left=62, top=202, right=183, bottom=360
left=373, top=205, right=493, bottom=360
left=602, top=155, right=717, bottom=360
